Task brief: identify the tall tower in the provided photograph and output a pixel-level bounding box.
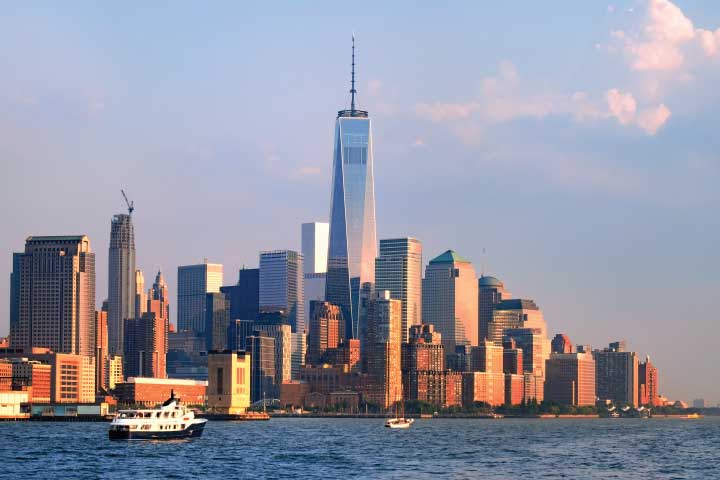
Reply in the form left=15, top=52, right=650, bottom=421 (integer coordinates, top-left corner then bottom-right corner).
left=108, top=203, right=136, bottom=356
left=259, top=250, right=304, bottom=333
left=11, top=235, right=96, bottom=357
left=375, top=237, right=423, bottom=343
left=177, top=261, right=223, bottom=335
left=326, top=36, right=378, bottom=341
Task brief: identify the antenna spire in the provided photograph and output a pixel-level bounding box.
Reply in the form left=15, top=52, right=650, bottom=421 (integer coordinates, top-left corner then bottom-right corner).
left=350, top=33, right=356, bottom=112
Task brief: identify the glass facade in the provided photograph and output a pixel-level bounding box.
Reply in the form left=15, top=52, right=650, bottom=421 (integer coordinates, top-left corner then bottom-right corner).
left=326, top=114, right=377, bottom=341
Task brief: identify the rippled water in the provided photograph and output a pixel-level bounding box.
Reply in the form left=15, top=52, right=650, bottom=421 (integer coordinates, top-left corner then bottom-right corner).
left=1, top=417, right=718, bottom=479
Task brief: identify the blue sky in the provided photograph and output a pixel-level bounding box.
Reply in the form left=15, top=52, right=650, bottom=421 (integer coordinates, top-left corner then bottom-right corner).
left=1, top=0, right=718, bottom=404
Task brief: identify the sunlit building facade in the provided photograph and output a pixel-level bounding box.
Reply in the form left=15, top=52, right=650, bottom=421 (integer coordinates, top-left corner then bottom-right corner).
left=108, top=214, right=136, bottom=356
left=177, top=262, right=223, bottom=335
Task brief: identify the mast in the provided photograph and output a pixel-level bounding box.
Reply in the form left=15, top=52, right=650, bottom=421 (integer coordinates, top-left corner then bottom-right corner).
left=350, top=33, right=356, bottom=113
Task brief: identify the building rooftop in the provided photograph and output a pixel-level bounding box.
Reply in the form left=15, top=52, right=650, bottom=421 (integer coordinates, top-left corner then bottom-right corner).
left=429, top=250, right=470, bottom=264
left=479, top=275, right=503, bottom=287
left=125, top=377, right=208, bottom=386
left=496, top=299, right=539, bottom=311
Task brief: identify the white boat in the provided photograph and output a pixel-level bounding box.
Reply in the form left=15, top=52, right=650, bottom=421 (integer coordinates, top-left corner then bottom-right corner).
left=385, top=417, right=415, bottom=429
left=109, top=390, right=207, bottom=440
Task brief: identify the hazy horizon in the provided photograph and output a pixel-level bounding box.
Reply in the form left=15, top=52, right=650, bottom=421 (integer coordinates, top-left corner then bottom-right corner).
left=2, top=0, right=718, bottom=405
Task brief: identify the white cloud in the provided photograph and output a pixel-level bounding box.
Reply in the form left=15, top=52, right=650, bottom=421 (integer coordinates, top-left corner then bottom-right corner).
left=606, top=88, right=671, bottom=134
left=607, top=88, right=637, bottom=124
left=636, top=103, right=672, bottom=134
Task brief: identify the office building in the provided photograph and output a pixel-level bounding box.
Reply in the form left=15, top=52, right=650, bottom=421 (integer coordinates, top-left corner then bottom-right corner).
left=248, top=334, right=276, bottom=402
left=422, top=250, right=479, bottom=352
left=462, top=371, right=506, bottom=407
left=545, top=352, right=596, bottom=406
left=259, top=250, right=304, bottom=333
left=504, top=328, right=548, bottom=378
left=228, top=319, right=255, bottom=352
left=594, top=342, right=639, bottom=406
left=302, top=222, right=329, bottom=274
left=325, top=39, right=378, bottom=342
left=254, top=321, right=292, bottom=388
left=207, top=350, right=251, bottom=414
left=306, top=301, right=342, bottom=365
left=106, top=355, right=123, bottom=390
left=135, top=269, right=146, bottom=316
left=469, top=339, right=504, bottom=373
left=488, top=299, right=548, bottom=344
left=177, top=261, right=223, bottom=335
left=551, top=333, right=573, bottom=354
left=375, top=237, right=423, bottom=343
left=502, top=337, right=523, bottom=374
left=205, top=292, right=231, bottom=352
left=220, top=267, right=260, bottom=322
left=108, top=213, right=135, bottom=356
left=478, top=275, right=511, bottom=341
left=10, top=236, right=96, bottom=357
left=638, top=356, right=659, bottom=406
left=402, top=324, right=445, bottom=373
left=291, top=332, right=306, bottom=380
left=95, top=308, right=109, bottom=392
left=323, top=339, right=361, bottom=373
left=365, top=291, right=402, bottom=409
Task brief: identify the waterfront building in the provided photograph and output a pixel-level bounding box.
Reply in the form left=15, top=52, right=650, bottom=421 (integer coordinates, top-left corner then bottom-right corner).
left=502, top=337, right=523, bottom=375
left=207, top=350, right=251, bottom=414
left=325, top=39, right=378, bottom=342
left=259, top=250, right=305, bottom=333
left=0, top=360, right=11, bottom=391
left=108, top=213, right=135, bottom=357
left=638, top=356, right=659, bottom=406
left=95, top=308, right=109, bottom=392
left=106, top=355, right=123, bottom=390
left=10, top=359, right=52, bottom=403
left=504, top=328, right=548, bottom=378
left=254, top=321, right=292, bottom=388
left=422, top=250, right=479, bottom=353
left=504, top=373, right=525, bottom=406
left=692, top=398, right=705, bottom=408
left=114, top=377, right=207, bottom=407
left=544, top=352, right=596, bottom=406
left=220, top=267, right=260, bottom=322
left=402, top=324, right=445, bottom=373
left=177, top=261, right=223, bottom=335
left=135, top=269, right=147, bottom=316
left=279, top=380, right=311, bottom=407
left=248, top=334, right=276, bottom=402
left=594, top=342, right=639, bottom=406
left=469, top=339, right=504, bottom=374
left=523, top=372, right=545, bottom=402
left=375, top=237, right=423, bottom=343
left=290, top=333, right=307, bottom=380
left=205, top=292, right=231, bottom=352
left=365, top=291, right=402, bottom=409
left=551, top=333, right=573, bottom=354
left=462, top=371, right=506, bottom=407
left=10, top=236, right=96, bottom=357
left=478, top=275, right=511, bottom=341
left=298, top=364, right=360, bottom=395
left=306, top=301, right=341, bottom=365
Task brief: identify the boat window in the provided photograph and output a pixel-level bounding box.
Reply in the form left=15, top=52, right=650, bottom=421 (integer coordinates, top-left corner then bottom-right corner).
left=130, top=425, right=138, bottom=430
left=163, top=412, right=169, bottom=418
left=181, top=424, right=185, bottom=429
left=156, top=412, right=161, bottom=418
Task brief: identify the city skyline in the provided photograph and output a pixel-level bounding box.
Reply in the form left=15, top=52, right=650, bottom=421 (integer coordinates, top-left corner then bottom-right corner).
left=1, top=0, right=718, bottom=405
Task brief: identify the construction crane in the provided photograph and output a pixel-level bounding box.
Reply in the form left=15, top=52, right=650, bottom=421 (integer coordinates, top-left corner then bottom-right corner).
left=121, top=189, right=134, bottom=215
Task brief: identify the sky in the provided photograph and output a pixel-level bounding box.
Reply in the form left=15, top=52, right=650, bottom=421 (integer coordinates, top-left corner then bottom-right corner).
left=1, top=0, right=718, bottom=405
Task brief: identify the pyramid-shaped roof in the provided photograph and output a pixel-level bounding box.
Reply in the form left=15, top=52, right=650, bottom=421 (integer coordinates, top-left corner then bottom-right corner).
left=429, top=250, right=470, bottom=264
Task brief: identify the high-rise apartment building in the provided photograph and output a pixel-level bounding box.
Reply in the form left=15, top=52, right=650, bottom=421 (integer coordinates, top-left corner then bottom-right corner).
left=306, top=301, right=341, bottom=365
left=544, top=352, right=596, bottom=406
left=177, top=262, right=223, bottom=335
left=422, top=250, right=479, bottom=353
left=594, top=342, right=639, bottom=406
left=325, top=39, right=378, bottom=342
left=95, top=308, right=108, bottom=392
left=11, top=236, right=96, bottom=357
left=365, top=291, right=402, bottom=409
left=638, top=356, right=659, bottom=406
left=478, top=275, right=510, bottom=341
left=259, top=250, right=304, bottom=333
left=375, top=237, right=422, bottom=343
left=108, top=214, right=135, bottom=356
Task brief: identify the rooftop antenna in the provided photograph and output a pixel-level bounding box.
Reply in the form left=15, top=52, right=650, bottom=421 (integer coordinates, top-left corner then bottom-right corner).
left=350, top=33, right=357, bottom=112
left=121, top=189, right=134, bottom=216
left=481, top=247, right=486, bottom=276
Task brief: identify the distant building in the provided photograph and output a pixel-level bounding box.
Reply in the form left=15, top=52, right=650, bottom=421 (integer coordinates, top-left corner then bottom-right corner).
left=402, top=324, right=459, bottom=407
left=306, top=301, right=342, bottom=365
left=551, top=334, right=573, bottom=354
left=108, top=214, right=135, bottom=357
left=488, top=299, right=547, bottom=344
left=259, top=250, right=305, bottom=333
left=114, top=377, right=207, bottom=407
left=365, top=291, right=402, bottom=409
left=544, top=352, right=596, bottom=406
left=207, top=351, right=251, bottom=414
left=106, top=355, right=124, bottom=390
left=11, top=236, right=96, bottom=357
left=177, top=262, right=223, bottom=335
left=692, top=398, right=705, bottom=409
left=9, top=359, right=51, bottom=403
left=469, top=339, right=504, bottom=374
left=135, top=269, right=147, bottom=316
left=290, top=333, right=307, bottom=380
left=504, top=373, right=525, bottom=406
left=254, top=321, right=292, bottom=389
left=302, top=222, right=329, bottom=274
left=220, top=267, right=260, bottom=322
left=502, top=337, right=523, bottom=375
left=505, top=328, right=548, bottom=402
left=638, top=356, right=659, bottom=406
left=323, top=339, right=361, bottom=373
left=227, top=319, right=255, bottom=352
left=205, top=292, right=231, bottom=352
left=95, top=308, right=109, bottom=392
left=594, top=342, right=639, bottom=406
left=478, top=275, right=511, bottom=341
left=422, top=250, right=479, bottom=352
left=375, top=237, right=423, bottom=343
left=462, top=371, right=505, bottom=407
left=248, top=334, right=276, bottom=402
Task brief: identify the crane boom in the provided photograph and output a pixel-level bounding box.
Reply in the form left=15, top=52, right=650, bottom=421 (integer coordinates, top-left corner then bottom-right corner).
left=121, top=189, right=134, bottom=215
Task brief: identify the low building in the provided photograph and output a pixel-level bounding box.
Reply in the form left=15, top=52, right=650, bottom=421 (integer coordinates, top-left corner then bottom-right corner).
left=280, top=380, right=310, bottom=407
left=10, top=359, right=51, bottom=403
left=114, top=377, right=207, bottom=407
left=406, top=370, right=462, bottom=408
left=207, top=351, right=251, bottom=414
left=544, top=352, right=596, bottom=406
left=462, top=372, right=505, bottom=407
left=0, top=390, right=29, bottom=419
left=328, top=391, right=360, bottom=410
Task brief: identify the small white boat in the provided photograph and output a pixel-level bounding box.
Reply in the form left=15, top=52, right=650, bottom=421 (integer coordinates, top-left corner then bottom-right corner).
left=109, top=390, right=207, bottom=440
left=385, top=417, right=415, bottom=429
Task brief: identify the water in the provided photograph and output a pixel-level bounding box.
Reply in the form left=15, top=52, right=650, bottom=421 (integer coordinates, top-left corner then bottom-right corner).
left=1, top=418, right=718, bottom=479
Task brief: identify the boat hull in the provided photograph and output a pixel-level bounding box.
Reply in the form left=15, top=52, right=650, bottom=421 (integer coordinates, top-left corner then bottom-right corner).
left=109, top=420, right=206, bottom=440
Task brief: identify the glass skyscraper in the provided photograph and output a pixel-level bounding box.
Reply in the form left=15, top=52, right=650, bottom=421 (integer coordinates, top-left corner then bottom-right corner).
left=325, top=38, right=377, bottom=341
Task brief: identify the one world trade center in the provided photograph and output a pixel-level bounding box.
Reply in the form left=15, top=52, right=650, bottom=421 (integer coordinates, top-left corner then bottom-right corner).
left=325, top=36, right=377, bottom=342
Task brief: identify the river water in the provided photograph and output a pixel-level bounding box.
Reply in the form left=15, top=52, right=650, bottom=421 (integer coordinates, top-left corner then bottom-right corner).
left=1, top=417, right=718, bottom=479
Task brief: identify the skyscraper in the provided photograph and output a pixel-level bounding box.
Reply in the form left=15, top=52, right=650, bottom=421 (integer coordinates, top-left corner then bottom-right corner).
left=365, top=291, right=402, bottom=409
left=306, top=301, right=342, bottom=365
left=375, top=237, right=422, bottom=343
left=259, top=250, right=304, bottom=333
left=220, top=267, right=259, bottom=322
left=302, top=222, right=329, bottom=274
left=108, top=213, right=135, bottom=356
left=135, top=269, right=146, bottom=317
left=11, top=235, right=96, bottom=357
left=422, top=250, right=479, bottom=353
left=325, top=37, right=377, bottom=341
left=638, top=356, right=659, bottom=406
left=205, top=292, right=231, bottom=352
left=177, top=261, right=223, bottom=335
left=545, top=352, right=596, bottom=406
left=478, top=275, right=511, bottom=341
left=594, top=342, right=639, bottom=406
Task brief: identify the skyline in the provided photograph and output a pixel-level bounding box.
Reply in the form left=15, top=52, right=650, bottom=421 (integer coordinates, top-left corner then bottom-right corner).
left=1, top=0, right=719, bottom=405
